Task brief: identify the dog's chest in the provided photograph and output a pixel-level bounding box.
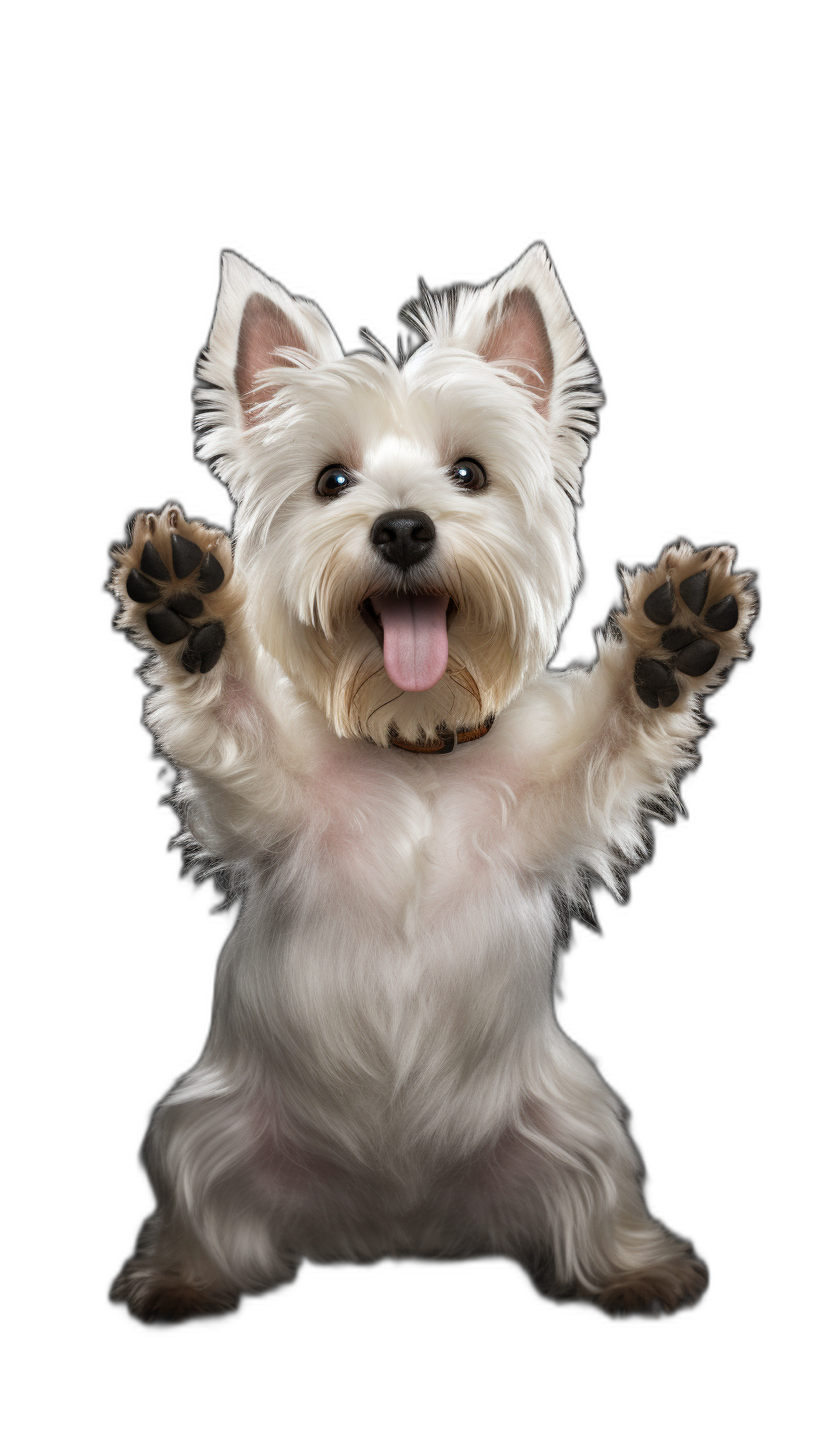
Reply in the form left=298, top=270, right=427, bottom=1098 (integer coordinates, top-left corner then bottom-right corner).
left=295, top=741, right=532, bottom=936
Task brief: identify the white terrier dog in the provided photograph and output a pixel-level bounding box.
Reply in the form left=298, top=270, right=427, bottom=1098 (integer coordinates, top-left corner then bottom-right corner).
left=109, top=244, right=755, bottom=1321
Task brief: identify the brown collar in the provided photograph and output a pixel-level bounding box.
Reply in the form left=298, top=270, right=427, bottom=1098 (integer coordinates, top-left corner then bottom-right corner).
left=388, top=718, right=494, bottom=754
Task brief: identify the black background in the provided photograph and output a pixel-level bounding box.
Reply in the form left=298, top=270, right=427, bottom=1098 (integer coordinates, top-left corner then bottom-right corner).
left=77, top=139, right=775, bottom=1397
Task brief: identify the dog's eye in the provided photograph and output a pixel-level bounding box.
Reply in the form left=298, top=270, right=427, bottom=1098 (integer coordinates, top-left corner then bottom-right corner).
left=450, top=458, right=487, bottom=491
left=316, top=465, right=354, bottom=498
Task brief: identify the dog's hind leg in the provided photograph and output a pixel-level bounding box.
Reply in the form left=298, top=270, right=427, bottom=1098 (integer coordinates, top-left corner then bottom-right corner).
left=470, top=1036, right=708, bottom=1316
left=110, top=1077, right=299, bottom=1322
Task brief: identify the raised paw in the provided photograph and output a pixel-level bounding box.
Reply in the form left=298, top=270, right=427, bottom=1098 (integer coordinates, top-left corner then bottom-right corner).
left=618, top=542, right=756, bottom=709
left=110, top=504, right=238, bottom=674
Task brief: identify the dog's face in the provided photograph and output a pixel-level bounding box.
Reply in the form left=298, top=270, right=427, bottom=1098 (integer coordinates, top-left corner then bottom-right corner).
left=195, top=246, right=601, bottom=744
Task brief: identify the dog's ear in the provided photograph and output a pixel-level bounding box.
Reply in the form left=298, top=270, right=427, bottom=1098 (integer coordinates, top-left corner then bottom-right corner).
left=209, top=252, right=342, bottom=424
left=195, top=252, right=342, bottom=496
left=233, top=291, right=313, bottom=421
left=402, top=244, right=602, bottom=497
left=405, top=241, right=597, bottom=425
left=479, top=284, right=555, bottom=416
left=406, top=244, right=586, bottom=421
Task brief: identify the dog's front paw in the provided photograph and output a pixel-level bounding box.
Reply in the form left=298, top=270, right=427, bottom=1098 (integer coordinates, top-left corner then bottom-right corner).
left=618, top=542, right=756, bottom=709
left=109, top=505, right=238, bottom=674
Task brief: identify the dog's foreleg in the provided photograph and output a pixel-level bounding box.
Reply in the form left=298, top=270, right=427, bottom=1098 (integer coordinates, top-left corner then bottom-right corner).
left=535, top=542, right=756, bottom=883
left=109, top=504, right=283, bottom=859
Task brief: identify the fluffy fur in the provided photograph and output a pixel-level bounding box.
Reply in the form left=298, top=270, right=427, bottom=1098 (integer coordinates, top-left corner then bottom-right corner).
left=108, top=244, right=754, bottom=1321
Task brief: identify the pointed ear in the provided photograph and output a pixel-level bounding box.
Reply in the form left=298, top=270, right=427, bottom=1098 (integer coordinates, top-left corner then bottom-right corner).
left=234, top=291, right=317, bottom=421
left=402, top=243, right=602, bottom=498
left=406, top=244, right=592, bottom=420
left=195, top=252, right=343, bottom=495
left=481, top=285, right=555, bottom=416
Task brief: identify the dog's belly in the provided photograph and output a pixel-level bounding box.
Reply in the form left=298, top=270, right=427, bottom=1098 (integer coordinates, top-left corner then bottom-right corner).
left=209, top=805, right=559, bottom=1164
left=183, top=741, right=573, bottom=1179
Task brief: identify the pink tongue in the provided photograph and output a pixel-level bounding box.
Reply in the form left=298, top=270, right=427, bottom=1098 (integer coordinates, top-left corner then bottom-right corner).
left=370, top=593, right=450, bottom=692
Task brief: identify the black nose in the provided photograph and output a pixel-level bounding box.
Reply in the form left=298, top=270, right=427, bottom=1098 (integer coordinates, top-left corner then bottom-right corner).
left=370, top=510, right=436, bottom=570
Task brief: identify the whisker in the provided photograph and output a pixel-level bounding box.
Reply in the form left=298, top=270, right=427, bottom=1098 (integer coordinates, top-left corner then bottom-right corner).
left=366, top=688, right=405, bottom=726
left=446, top=654, right=482, bottom=709
left=347, top=658, right=385, bottom=712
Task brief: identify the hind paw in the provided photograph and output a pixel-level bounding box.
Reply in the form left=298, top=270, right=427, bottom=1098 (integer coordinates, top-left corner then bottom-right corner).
left=596, top=1246, right=709, bottom=1316
left=110, top=1258, right=239, bottom=1323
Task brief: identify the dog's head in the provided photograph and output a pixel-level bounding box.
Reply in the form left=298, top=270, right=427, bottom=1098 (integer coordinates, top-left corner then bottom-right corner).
left=195, top=245, right=601, bottom=745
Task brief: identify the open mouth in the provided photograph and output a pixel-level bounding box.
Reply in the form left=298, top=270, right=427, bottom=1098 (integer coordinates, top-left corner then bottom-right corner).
left=360, top=593, right=457, bottom=692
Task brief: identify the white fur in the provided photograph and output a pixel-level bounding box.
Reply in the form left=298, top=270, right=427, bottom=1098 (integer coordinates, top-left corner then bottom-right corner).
left=113, top=246, right=724, bottom=1316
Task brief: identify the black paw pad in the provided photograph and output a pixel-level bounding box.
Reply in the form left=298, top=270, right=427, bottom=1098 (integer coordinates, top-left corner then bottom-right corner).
left=644, top=581, right=675, bottom=626
left=674, top=638, right=719, bottom=676
left=678, top=570, right=709, bottom=615
left=197, top=552, right=225, bottom=594
left=140, top=540, right=170, bottom=581
left=661, top=626, right=697, bottom=652
left=171, top=533, right=204, bottom=579
left=167, top=592, right=203, bottom=619
left=634, top=657, right=680, bottom=709
left=126, top=569, right=161, bottom=604
left=181, top=621, right=226, bottom=674
left=145, top=606, right=190, bottom=645
left=705, top=594, right=739, bottom=632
